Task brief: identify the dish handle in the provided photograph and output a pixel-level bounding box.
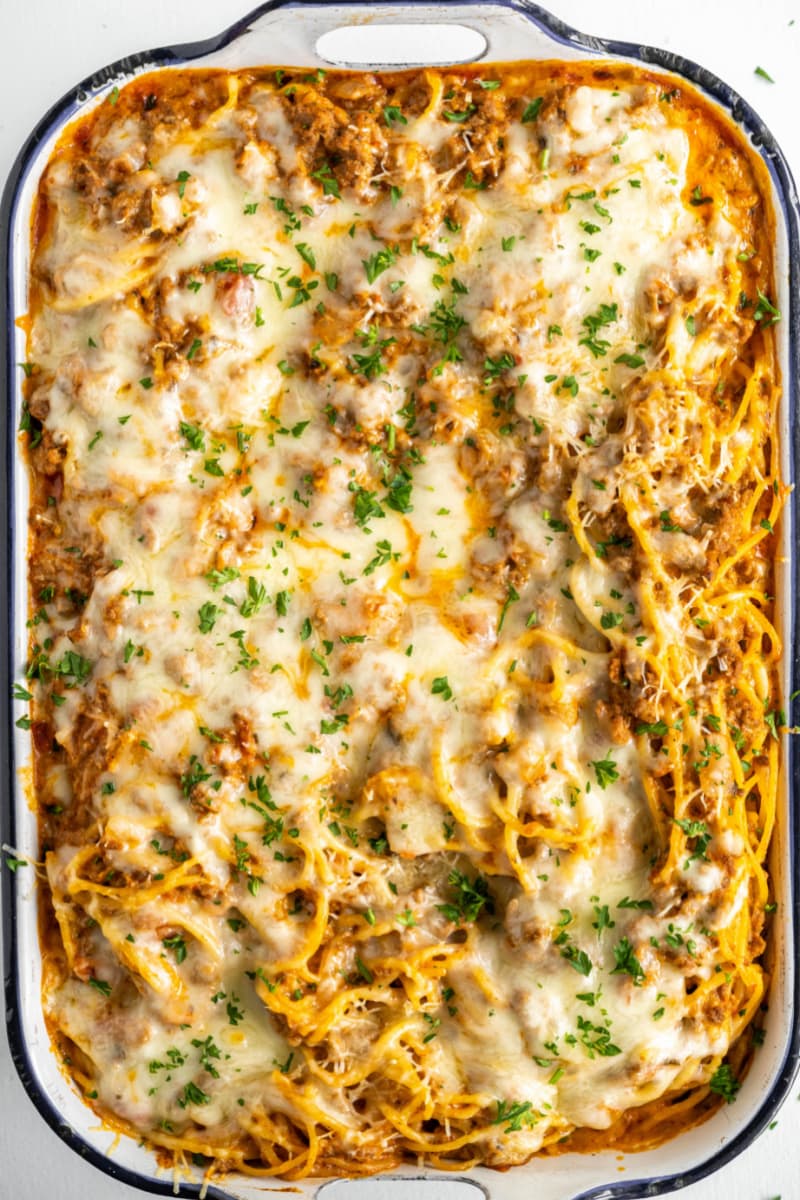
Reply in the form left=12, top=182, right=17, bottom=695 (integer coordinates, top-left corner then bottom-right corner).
left=311, top=1172, right=596, bottom=1200
left=187, top=1, right=591, bottom=72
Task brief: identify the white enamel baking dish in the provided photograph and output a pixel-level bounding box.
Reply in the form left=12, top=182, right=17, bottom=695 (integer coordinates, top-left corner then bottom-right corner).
left=3, top=4, right=799, bottom=1199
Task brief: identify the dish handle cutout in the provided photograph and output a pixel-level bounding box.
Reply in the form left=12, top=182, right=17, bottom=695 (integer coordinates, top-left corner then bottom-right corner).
left=315, top=24, right=487, bottom=67
left=317, top=1179, right=489, bottom=1200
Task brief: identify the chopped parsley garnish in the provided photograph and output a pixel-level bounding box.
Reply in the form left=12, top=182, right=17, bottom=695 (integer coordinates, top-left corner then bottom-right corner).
left=659, top=510, right=683, bottom=533
left=198, top=602, right=220, bottom=633
left=483, top=351, right=516, bottom=383
left=560, top=943, right=593, bottom=976
left=162, top=934, right=187, bottom=964
left=611, top=937, right=645, bottom=984
left=227, top=996, right=244, bottom=1025
left=437, top=870, right=493, bottom=924
left=206, top=566, right=240, bottom=590
left=320, top=713, right=349, bottom=735
left=384, top=468, right=413, bottom=514
left=709, top=1062, right=740, bottom=1103
left=589, top=753, right=619, bottom=789
left=123, top=639, right=142, bottom=664
left=178, top=1081, right=211, bottom=1108
left=55, top=650, right=93, bottom=685
left=689, top=184, right=712, bottom=207
left=674, top=817, right=711, bottom=863
left=352, top=486, right=386, bottom=528
left=426, top=296, right=466, bottom=348
left=579, top=302, right=619, bottom=358
left=240, top=577, right=267, bottom=618
left=205, top=255, right=263, bottom=276
left=577, top=1015, right=621, bottom=1058
left=363, top=539, right=395, bottom=576
left=191, top=1035, right=222, bottom=1077
left=444, top=105, right=476, bottom=123
left=592, top=904, right=615, bottom=934
left=765, top=707, right=785, bottom=739
left=521, top=97, right=543, bottom=123
left=363, top=245, right=398, bottom=284
left=497, top=585, right=520, bottom=633
left=180, top=421, right=205, bottom=452
left=295, top=242, right=316, bottom=270
left=310, top=161, right=340, bottom=198
left=355, top=956, right=374, bottom=984
left=383, top=105, right=407, bottom=126
left=348, top=333, right=395, bottom=379
left=635, top=721, right=669, bottom=736
left=493, top=1099, right=537, bottom=1130
left=753, top=290, right=781, bottom=325
left=180, top=755, right=211, bottom=797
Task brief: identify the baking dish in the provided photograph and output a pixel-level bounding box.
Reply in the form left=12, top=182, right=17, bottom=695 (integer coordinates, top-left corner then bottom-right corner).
left=2, top=3, right=799, bottom=1198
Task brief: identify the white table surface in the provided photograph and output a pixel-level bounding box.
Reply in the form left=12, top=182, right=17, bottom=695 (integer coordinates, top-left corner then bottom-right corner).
left=1, top=1, right=797, bottom=1197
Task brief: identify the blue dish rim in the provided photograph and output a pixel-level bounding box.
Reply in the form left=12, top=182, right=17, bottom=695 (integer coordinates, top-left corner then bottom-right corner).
left=2, top=2, right=799, bottom=1197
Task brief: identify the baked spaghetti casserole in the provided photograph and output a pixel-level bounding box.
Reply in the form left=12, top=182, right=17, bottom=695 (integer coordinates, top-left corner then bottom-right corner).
left=18, top=60, right=784, bottom=1180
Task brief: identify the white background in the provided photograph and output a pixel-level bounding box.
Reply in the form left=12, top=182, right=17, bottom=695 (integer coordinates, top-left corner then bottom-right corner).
left=1, top=1, right=797, bottom=1197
